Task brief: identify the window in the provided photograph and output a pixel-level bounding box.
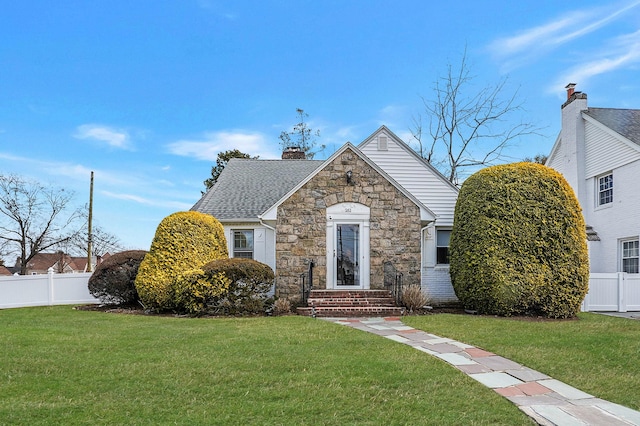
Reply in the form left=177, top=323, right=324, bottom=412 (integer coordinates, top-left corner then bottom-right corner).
left=436, top=230, right=451, bottom=264
left=621, top=239, right=639, bottom=274
left=232, top=230, right=254, bottom=259
left=597, top=173, right=613, bottom=206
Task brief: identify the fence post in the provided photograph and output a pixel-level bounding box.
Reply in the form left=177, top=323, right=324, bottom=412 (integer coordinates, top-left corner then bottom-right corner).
left=47, top=267, right=55, bottom=306
left=581, top=283, right=590, bottom=312
left=618, top=272, right=626, bottom=313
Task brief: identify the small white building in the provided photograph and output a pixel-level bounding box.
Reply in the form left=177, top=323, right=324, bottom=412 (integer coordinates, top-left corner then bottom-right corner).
left=546, top=84, right=640, bottom=275
left=192, top=126, right=459, bottom=304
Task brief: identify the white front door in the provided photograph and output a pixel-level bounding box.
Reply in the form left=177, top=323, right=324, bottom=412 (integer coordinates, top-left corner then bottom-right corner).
left=326, top=203, right=370, bottom=289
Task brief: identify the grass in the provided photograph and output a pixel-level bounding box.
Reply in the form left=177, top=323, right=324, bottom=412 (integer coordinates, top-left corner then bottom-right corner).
left=404, top=312, right=640, bottom=411
left=0, top=306, right=532, bottom=425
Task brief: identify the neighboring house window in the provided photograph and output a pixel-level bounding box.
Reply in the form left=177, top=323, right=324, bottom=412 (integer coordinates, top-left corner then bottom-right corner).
left=597, top=173, right=613, bottom=206
left=621, top=239, right=639, bottom=274
left=232, top=230, right=254, bottom=259
left=436, top=230, right=451, bottom=264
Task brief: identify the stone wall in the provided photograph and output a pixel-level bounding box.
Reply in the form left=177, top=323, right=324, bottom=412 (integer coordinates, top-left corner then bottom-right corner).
left=275, top=147, right=422, bottom=298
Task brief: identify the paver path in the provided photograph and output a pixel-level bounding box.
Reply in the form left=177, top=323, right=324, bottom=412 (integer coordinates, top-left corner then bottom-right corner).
left=326, top=316, right=640, bottom=426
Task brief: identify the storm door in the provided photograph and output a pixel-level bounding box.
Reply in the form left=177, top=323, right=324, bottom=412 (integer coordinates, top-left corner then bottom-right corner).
left=336, top=223, right=360, bottom=286
left=326, top=203, right=370, bottom=289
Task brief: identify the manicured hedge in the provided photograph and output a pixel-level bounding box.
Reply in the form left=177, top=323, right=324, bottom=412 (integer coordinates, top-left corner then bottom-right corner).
left=449, top=162, right=589, bottom=318
left=88, top=250, right=147, bottom=305
left=202, top=258, right=275, bottom=315
left=134, top=211, right=228, bottom=311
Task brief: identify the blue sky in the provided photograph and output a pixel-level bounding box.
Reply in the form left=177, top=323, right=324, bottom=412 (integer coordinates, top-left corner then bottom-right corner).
left=2, top=0, right=640, bottom=255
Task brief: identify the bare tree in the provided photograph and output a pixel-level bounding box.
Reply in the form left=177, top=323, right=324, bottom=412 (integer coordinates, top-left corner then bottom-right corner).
left=279, top=108, right=324, bottom=159
left=66, top=223, right=123, bottom=259
left=523, top=154, right=548, bottom=165
left=0, top=174, right=83, bottom=274
left=412, top=50, right=541, bottom=185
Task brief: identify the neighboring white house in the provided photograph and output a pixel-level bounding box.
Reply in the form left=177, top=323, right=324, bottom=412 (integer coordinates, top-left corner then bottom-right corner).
left=546, top=84, right=640, bottom=275
left=192, top=126, right=459, bottom=304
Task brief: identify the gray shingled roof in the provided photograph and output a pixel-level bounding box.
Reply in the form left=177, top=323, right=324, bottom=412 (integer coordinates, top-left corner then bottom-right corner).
left=584, top=107, right=640, bottom=146
left=192, top=158, right=322, bottom=221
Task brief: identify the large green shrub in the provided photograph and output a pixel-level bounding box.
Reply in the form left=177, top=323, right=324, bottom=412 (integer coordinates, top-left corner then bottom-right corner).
left=170, top=268, right=231, bottom=316
left=134, top=211, right=228, bottom=311
left=202, top=258, right=275, bottom=315
left=449, top=162, right=589, bottom=318
left=88, top=250, right=147, bottom=305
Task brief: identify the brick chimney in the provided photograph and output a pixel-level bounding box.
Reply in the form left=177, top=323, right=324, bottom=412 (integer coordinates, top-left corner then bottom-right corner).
left=282, top=146, right=306, bottom=159
left=562, top=83, right=587, bottom=109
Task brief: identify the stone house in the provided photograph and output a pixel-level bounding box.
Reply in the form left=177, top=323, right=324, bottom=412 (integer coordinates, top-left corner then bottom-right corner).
left=192, top=126, right=459, bottom=304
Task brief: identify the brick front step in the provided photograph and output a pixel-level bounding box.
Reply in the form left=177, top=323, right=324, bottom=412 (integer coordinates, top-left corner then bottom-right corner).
left=297, top=289, right=403, bottom=317
left=308, top=290, right=393, bottom=299
left=296, top=306, right=405, bottom=317
left=306, top=297, right=397, bottom=307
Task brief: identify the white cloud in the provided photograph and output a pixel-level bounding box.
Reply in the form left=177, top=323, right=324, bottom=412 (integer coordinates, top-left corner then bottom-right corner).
left=74, top=124, right=132, bottom=150
left=102, top=190, right=192, bottom=210
left=166, top=130, right=280, bottom=160
left=488, top=1, right=640, bottom=71
left=549, top=29, right=640, bottom=93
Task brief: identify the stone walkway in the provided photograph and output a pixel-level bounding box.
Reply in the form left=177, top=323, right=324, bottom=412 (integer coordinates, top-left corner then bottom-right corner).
left=325, top=316, right=640, bottom=426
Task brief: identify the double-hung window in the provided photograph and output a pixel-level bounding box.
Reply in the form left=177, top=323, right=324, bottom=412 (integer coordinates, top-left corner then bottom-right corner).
left=597, top=173, right=613, bottom=206
left=436, top=230, right=451, bottom=265
left=621, top=239, right=639, bottom=274
left=232, top=230, right=254, bottom=259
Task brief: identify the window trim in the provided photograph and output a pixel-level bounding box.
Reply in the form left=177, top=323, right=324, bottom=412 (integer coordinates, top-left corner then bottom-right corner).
left=596, top=172, right=613, bottom=208
left=620, top=238, right=639, bottom=274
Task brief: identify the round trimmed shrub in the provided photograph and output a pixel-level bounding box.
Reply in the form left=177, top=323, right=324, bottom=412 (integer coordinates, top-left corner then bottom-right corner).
left=134, top=211, right=228, bottom=311
left=202, top=258, right=275, bottom=315
left=170, top=268, right=231, bottom=316
left=450, top=162, right=589, bottom=318
left=88, top=250, right=147, bottom=305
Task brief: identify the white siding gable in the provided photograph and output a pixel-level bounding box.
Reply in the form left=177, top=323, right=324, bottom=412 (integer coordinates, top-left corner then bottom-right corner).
left=359, top=127, right=458, bottom=226
left=584, top=116, right=640, bottom=178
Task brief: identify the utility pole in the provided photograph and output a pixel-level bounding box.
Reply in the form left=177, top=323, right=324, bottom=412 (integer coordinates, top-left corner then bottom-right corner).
left=87, top=171, right=94, bottom=272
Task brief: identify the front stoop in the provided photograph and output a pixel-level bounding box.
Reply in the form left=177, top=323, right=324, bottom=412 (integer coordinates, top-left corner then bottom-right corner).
left=297, top=290, right=405, bottom=317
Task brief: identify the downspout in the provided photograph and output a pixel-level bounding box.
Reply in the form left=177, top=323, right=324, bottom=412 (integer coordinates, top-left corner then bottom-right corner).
left=259, top=216, right=277, bottom=296
left=420, top=222, right=436, bottom=289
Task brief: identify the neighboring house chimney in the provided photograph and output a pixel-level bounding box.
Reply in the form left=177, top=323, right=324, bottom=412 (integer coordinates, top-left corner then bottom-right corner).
left=566, top=83, right=576, bottom=100
left=560, top=83, right=588, bottom=210
left=282, top=146, right=306, bottom=159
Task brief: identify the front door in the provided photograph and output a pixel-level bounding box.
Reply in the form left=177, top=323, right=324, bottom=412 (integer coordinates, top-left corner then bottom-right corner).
left=326, top=203, right=370, bottom=289
left=336, top=223, right=360, bottom=286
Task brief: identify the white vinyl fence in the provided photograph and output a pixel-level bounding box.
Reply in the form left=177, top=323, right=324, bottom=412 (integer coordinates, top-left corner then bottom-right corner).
left=0, top=268, right=98, bottom=309
left=582, top=272, right=640, bottom=312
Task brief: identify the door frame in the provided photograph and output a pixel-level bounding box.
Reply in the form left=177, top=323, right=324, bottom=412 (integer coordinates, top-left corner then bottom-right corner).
left=326, top=203, right=370, bottom=289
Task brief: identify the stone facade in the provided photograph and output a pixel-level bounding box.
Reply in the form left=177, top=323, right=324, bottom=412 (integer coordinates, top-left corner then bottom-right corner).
left=275, top=147, right=422, bottom=298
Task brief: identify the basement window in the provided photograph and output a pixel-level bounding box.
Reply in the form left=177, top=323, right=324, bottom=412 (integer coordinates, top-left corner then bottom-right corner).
left=436, top=230, right=451, bottom=264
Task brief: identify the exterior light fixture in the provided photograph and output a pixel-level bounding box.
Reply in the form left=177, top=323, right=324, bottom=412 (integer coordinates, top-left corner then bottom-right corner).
left=346, top=170, right=353, bottom=184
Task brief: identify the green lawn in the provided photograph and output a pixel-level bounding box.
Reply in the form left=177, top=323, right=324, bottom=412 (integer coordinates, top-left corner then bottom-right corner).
left=404, top=312, right=640, bottom=411
left=0, top=306, right=532, bottom=425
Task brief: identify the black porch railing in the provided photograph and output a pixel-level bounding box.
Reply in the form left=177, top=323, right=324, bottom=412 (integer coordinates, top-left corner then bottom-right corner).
left=300, top=259, right=315, bottom=305
left=383, top=261, right=404, bottom=306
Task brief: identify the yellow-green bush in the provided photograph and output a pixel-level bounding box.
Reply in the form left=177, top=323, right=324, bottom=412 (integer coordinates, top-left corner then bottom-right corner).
left=202, top=258, right=275, bottom=315
left=170, top=268, right=231, bottom=316
left=134, top=211, right=228, bottom=311
left=450, top=163, right=589, bottom=318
